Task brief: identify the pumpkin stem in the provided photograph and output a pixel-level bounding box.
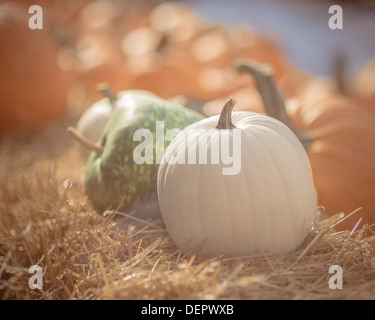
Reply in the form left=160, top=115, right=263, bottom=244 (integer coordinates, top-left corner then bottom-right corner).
left=236, top=60, right=311, bottom=148
left=67, top=126, right=104, bottom=155
left=333, top=51, right=347, bottom=95
left=97, top=83, right=117, bottom=108
left=215, top=98, right=236, bottom=130
left=236, top=61, right=295, bottom=128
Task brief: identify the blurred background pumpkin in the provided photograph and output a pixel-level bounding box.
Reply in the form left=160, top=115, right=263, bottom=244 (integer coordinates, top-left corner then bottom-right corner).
left=353, top=59, right=375, bottom=117
left=0, top=2, right=72, bottom=133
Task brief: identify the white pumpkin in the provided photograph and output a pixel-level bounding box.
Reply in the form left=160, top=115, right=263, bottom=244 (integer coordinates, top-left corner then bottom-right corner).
left=75, top=85, right=154, bottom=158
left=75, top=85, right=116, bottom=158
left=157, top=99, right=317, bottom=257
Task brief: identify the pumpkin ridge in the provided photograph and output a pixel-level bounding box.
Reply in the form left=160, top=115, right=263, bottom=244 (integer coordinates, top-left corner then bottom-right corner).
left=241, top=128, right=274, bottom=252
left=252, top=126, right=305, bottom=251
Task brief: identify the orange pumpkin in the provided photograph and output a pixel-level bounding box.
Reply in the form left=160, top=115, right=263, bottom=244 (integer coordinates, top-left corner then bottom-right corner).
left=127, top=3, right=295, bottom=102
left=74, top=34, right=130, bottom=94
left=123, top=8, right=226, bottom=100
left=130, top=56, right=249, bottom=101
left=126, top=25, right=246, bottom=100
left=73, top=0, right=127, bottom=39
left=235, top=61, right=375, bottom=231
left=0, top=2, right=71, bottom=133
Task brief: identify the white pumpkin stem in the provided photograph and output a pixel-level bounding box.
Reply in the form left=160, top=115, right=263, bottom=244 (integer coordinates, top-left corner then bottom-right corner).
left=236, top=60, right=311, bottom=148
left=96, top=83, right=117, bottom=108
left=67, top=126, right=104, bottom=155
left=215, top=98, right=237, bottom=130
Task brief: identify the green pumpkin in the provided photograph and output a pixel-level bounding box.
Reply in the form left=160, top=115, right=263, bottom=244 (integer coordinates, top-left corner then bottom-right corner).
left=84, top=91, right=205, bottom=215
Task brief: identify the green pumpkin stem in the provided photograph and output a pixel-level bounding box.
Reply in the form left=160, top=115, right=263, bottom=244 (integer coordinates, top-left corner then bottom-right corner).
left=67, top=126, right=104, bottom=155
left=236, top=60, right=311, bottom=148
left=216, top=98, right=237, bottom=130
left=97, top=83, right=117, bottom=108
